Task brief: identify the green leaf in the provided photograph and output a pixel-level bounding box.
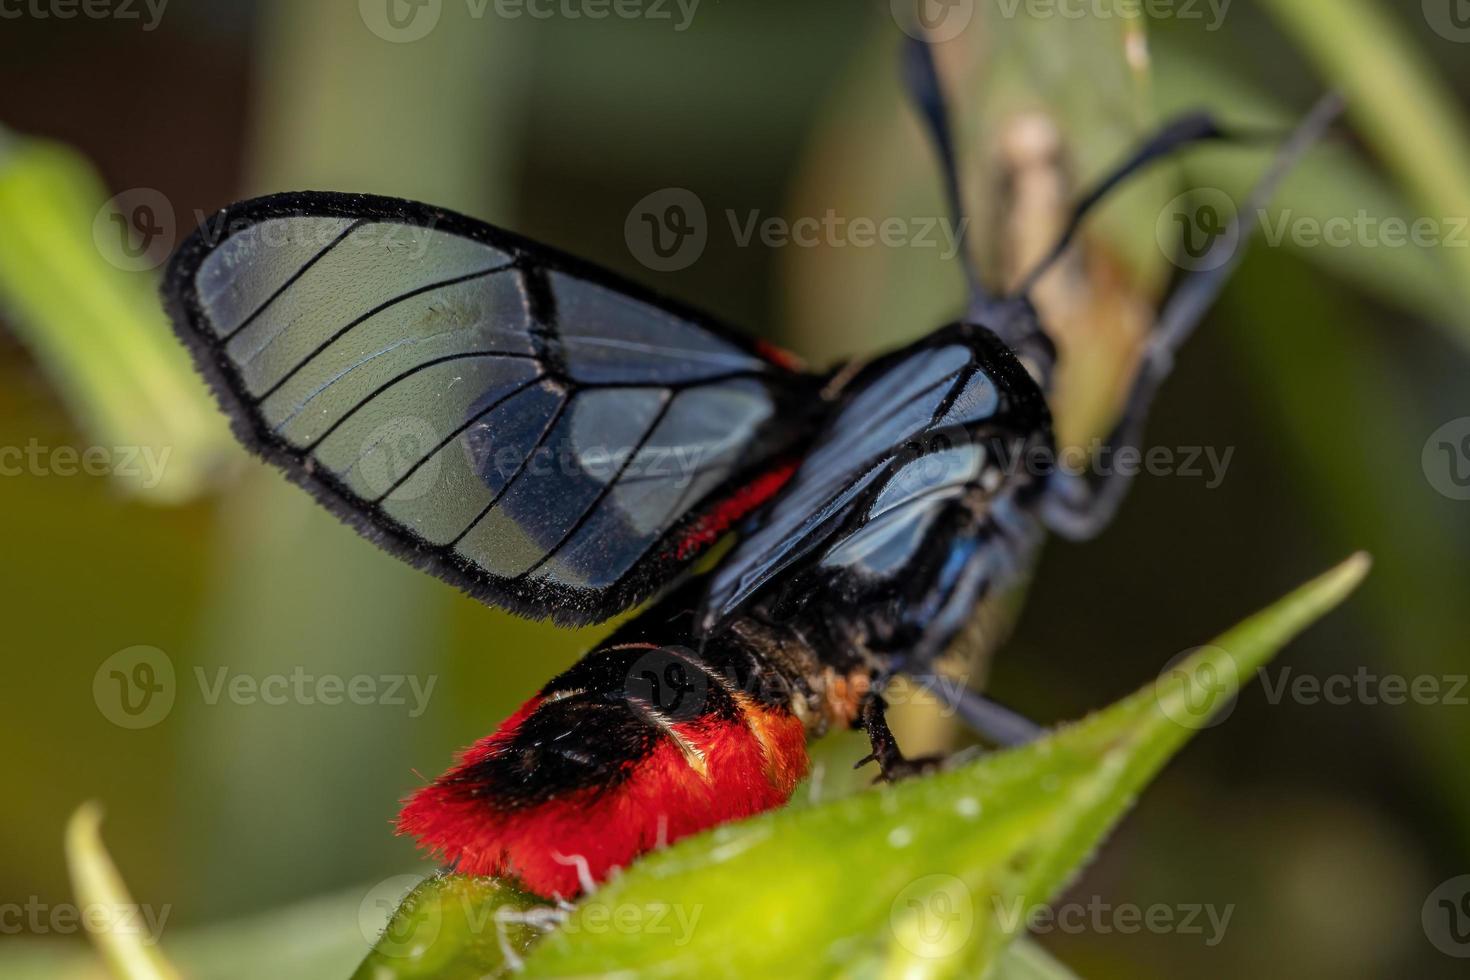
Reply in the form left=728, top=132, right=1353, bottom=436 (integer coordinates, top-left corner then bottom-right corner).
left=64, top=802, right=180, bottom=980
left=358, top=555, right=1367, bottom=977
left=351, top=873, right=546, bottom=980
left=1147, top=47, right=1466, bottom=334
left=351, top=870, right=1081, bottom=980
left=990, top=938, right=1083, bottom=980
left=0, top=133, right=234, bottom=503
left=1255, top=0, right=1470, bottom=348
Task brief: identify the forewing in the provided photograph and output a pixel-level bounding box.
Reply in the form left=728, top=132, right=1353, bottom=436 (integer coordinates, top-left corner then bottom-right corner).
left=698, top=326, right=1050, bottom=649
left=164, top=191, right=813, bottom=625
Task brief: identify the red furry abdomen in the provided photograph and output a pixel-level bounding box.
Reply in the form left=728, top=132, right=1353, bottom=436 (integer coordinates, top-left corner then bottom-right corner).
left=397, top=690, right=809, bottom=899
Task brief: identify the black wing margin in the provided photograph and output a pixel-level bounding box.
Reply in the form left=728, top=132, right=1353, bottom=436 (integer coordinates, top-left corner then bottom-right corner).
left=163, top=191, right=816, bottom=626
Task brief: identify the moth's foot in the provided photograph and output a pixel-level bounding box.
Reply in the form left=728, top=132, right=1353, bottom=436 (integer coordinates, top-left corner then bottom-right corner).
left=854, top=750, right=948, bottom=784
left=855, top=694, right=957, bottom=783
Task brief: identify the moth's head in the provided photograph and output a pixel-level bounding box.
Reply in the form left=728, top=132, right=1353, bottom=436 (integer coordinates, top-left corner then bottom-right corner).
left=966, top=296, right=1057, bottom=392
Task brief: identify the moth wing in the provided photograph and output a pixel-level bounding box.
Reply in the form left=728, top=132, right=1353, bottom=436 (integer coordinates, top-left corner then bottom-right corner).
left=164, top=191, right=814, bottom=626
left=700, top=329, right=1049, bottom=659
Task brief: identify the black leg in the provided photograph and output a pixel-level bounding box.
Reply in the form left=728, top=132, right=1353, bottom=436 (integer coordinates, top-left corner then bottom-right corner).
left=903, top=34, right=991, bottom=318
left=855, top=693, right=948, bottom=783
left=1042, top=93, right=1345, bottom=541
left=1010, top=110, right=1289, bottom=299
left=855, top=686, right=1043, bottom=782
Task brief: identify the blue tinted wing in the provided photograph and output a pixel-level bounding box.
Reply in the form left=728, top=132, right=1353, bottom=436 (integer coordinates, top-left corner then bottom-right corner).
left=164, top=191, right=814, bottom=625
left=700, top=342, right=975, bottom=621
left=698, top=327, right=1050, bottom=658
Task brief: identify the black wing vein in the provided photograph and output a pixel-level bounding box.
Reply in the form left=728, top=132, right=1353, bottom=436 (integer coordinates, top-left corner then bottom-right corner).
left=254, top=261, right=517, bottom=402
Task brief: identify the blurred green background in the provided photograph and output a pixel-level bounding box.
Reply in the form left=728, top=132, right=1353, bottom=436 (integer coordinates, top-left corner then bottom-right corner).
left=1, top=1, right=1469, bottom=977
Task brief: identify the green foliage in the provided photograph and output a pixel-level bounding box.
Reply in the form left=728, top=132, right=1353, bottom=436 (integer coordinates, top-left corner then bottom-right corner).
left=64, top=803, right=179, bottom=980
left=354, top=556, right=1367, bottom=978
left=1257, top=0, right=1470, bottom=348
left=0, top=134, right=233, bottom=502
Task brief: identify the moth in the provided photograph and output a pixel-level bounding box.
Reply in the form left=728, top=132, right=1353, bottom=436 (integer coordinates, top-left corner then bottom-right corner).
left=162, top=37, right=1340, bottom=899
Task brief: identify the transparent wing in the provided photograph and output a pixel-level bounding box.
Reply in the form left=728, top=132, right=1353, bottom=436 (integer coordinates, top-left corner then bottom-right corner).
left=698, top=327, right=1050, bottom=647
left=164, top=191, right=814, bottom=625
